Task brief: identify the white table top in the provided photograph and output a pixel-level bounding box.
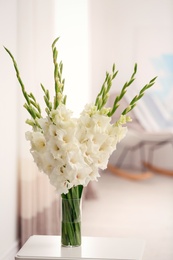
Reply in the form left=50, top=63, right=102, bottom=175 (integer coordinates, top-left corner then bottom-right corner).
left=15, top=235, right=145, bottom=260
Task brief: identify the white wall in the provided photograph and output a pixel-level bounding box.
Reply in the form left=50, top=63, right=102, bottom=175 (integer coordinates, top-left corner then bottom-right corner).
left=0, top=0, right=18, bottom=258
left=55, top=0, right=90, bottom=116
left=88, top=0, right=173, bottom=101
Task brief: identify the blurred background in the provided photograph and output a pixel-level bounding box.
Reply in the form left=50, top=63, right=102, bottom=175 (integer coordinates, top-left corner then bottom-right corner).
left=0, top=0, right=173, bottom=259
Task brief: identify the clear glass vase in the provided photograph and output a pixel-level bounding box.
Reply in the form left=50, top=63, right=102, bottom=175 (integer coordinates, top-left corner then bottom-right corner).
left=61, top=185, right=83, bottom=247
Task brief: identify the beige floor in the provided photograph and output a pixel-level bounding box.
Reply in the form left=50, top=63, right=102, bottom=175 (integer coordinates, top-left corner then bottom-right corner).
left=82, top=170, right=173, bottom=260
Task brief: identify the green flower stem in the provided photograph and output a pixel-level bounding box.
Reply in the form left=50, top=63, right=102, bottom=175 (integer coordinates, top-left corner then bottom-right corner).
left=41, top=84, right=53, bottom=115
left=61, top=185, right=83, bottom=246
left=52, top=37, right=66, bottom=109
left=4, top=47, right=42, bottom=128
left=5, top=37, right=67, bottom=128
left=107, top=63, right=137, bottom=117
left=94, top=62, right=157, bottom=120
left=95, top=63, right=118, bottom=111
left=122, top=76, right=157, bottom=115
left=5, top=38, right=157, bottom=128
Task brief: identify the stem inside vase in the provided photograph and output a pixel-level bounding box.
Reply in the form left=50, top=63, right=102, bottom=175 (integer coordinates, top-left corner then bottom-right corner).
left=61, top=185, right=83, bottom=247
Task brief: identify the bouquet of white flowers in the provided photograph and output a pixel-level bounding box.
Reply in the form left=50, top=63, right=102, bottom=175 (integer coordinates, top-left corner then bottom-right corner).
left=5, top=38, right=156, bottom=246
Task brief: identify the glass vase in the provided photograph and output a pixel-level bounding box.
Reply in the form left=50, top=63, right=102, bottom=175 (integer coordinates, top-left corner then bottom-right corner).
left=61, top=185, right=83, bottom=247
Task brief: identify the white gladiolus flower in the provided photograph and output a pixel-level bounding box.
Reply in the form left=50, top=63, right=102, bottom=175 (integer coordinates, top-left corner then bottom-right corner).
left=73, top=172, right=88, bottom=186
left=91, top=114, right=111, bottom=132
left=72, top=166, right=92, bottom=186
left=41, top=153, right=59, bottom=175
left=31, top=150, right=44, bottom=172
left=65, top=150, right=85, bottom=169
left=80, top=104, right=98, bottom=117
left=49, top=168, right=72, bottom=194
left=26, top=131, right=46, bottom=153
left=48, top=124, right=58, bottom=137
left=50, top=104, right=73, bottom=125
left=48, top=138, right=62, bottom=159
left=56, top=127, right=74, bottom=145
left=26, top=102, right=128, bottom=194
left=38, top=118, right=50, bottom=133
left=96, top=151, right=110, bottom=169
left=113, top=125, right=128, bottom=143
left=88, top=166, right=100, bottom=182
left=33, top=151, right=57, bottom=176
